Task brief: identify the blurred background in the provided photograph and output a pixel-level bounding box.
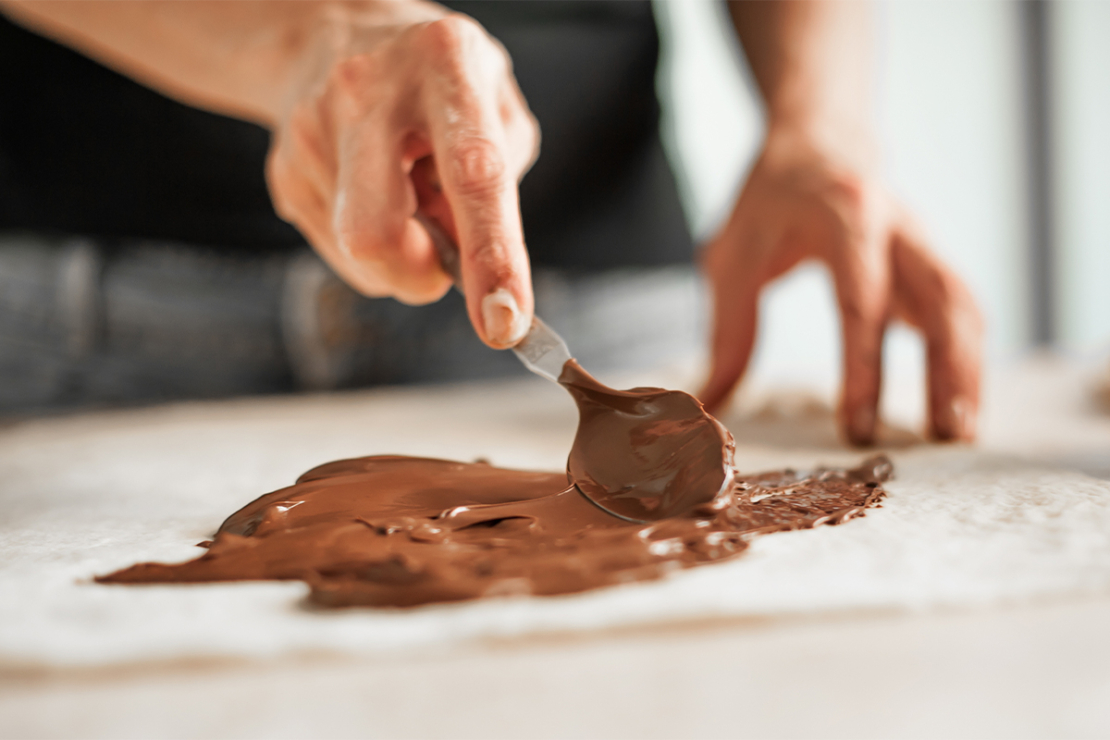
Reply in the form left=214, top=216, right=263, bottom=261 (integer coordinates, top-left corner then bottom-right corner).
left=1, top=0, right=1107, bottom=417
left=4, top=7, right=1110, bottom=736
left=655, top=0, right=1110, bottom=406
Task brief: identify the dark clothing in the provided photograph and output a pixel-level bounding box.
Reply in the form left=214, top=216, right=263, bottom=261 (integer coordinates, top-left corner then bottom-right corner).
left=443, top=1, right=692, bottom=267
left=0, top=2, right=692, bottom=267
left=0, top=15, right=291, bottom=251
left=0, top=2, right=700, bottom=414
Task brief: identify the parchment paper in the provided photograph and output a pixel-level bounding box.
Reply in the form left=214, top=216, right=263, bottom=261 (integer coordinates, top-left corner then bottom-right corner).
left=2, top=358, right=1109, bottom=671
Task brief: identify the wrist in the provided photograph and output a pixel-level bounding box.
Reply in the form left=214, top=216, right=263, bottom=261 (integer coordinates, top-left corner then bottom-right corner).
left=763, top=111, right=879, bottom=176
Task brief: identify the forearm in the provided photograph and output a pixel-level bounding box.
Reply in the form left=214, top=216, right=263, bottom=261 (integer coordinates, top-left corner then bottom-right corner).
left=0, top=1, right=432, bottom=126
left=728, top=0, right=873, bottom=145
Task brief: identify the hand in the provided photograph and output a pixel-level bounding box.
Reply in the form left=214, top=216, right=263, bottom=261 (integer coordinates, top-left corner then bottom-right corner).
left=698, top=126, right=983, bottom=445
left=266, top=3, right=539, bottom=348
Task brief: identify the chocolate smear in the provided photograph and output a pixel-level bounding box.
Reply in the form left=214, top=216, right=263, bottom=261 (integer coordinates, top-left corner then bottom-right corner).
left=99, top=360, right=891, bottom=608
left=98, top=453, right=892, bottom=608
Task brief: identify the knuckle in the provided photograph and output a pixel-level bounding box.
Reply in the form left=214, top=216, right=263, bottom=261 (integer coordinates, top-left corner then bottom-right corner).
left=334, top=213, right=404, bottom=262
left=825, top=173, right=868, bottom=210
left=940, top=275, right=985, bottom=340
left=821, top=174, right=881, bottom=240
left=327, top=61, right=369, bottom=120
left=413, top=15, right=510, bottom=83
left=478, top=251, right=517, bottom=283
left=413, top=15, right=481, bottom=66
left=448, top=136, right=506, bottom=196
left=838, top=289, right=885, bottom=327
left=332, top=53, right=376, bottom=97
left=327, top=52, right=392, bottom=118
left=507, top=110, right=541, bottom=175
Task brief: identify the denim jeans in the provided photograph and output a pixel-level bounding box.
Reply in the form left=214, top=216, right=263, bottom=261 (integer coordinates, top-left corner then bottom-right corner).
left=0, top=234, right=704, bottom=414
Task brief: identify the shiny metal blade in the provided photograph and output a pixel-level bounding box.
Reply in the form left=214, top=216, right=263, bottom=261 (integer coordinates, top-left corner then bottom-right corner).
left=512, top=317, right=572, bottom=383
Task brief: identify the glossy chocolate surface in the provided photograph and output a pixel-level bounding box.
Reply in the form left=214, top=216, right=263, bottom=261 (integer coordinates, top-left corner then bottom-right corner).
left=560, top=360, right=735, bottom=522
left=99, top=453, right=891, bottom=608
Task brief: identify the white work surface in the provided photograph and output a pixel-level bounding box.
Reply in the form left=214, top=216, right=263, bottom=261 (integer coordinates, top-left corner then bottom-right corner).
left=2, top=355, right=1110, bottom=739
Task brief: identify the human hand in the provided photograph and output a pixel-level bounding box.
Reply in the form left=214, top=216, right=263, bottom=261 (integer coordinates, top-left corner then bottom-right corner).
left=267, top=3, right=539, bottom=348
left=698, top=126, right=982, bottom=445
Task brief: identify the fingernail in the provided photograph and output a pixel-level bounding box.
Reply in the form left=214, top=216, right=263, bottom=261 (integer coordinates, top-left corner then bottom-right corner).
left=849, top=405, right=876, bottom=445
left=942, top=396, right=974, bottom=441
left=481, top=288, right=529, bottom=348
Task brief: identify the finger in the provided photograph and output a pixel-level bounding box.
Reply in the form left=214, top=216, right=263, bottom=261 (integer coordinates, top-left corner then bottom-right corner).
left=698, top=246, right=762, bottom=415
left=267, top=150, right=342, bottom=265
left=274, top=106, right=339, bottom=209
left=333, top=110, right=451, bottom=305
left=420, top=16, right=533, bottom=349
left=427, top=79, right=536, bottom=245
left=831, top=230, right=890, bottom=447
left=891, top=222, right=982, bottom=441
left=270, top=154, right=407, bottom=300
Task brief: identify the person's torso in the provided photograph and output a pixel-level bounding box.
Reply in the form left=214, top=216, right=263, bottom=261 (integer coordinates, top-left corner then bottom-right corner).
left=0, top=2, right=691, bottom=267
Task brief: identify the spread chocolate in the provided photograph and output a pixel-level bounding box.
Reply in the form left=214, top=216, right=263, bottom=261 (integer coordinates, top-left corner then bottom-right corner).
left=98, top=361, right=892, bottom=608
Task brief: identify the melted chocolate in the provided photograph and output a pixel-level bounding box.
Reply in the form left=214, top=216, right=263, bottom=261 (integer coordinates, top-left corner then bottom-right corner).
left=98, top=359, right=891, bottom=607
left=560, top=360, right=735, bottom=522
left=98, top=453, right=891, bottom=608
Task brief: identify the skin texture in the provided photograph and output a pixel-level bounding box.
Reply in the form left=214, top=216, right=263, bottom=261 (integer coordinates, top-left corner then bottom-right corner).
left=0, top=0, right=982, bottom=441
left=708, top=1, right=983, bottom=444
left=1, top=0, right=538, bottom=348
